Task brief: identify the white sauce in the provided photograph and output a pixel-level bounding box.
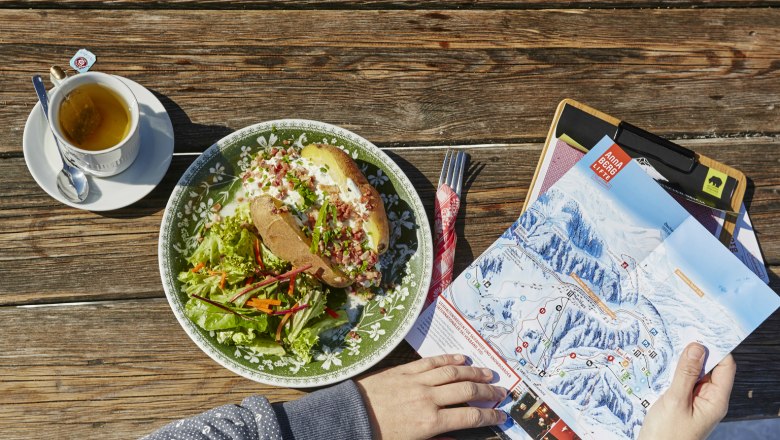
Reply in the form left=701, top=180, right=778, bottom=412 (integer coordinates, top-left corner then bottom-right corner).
left=239, top=150, right=375, bottom=255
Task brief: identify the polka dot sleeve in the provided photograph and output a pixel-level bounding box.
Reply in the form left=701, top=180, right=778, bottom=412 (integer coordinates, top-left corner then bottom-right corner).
left=140, top=395, right=283, bottom=440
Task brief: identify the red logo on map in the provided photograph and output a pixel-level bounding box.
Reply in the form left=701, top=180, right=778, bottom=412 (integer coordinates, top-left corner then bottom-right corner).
left=591, top=144, right=631, bottom=183
left=74, top=57, right=88, bottom=69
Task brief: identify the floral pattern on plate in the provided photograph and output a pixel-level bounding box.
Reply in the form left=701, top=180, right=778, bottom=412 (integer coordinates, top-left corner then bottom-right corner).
left=159, top=120, right=432, bottom=387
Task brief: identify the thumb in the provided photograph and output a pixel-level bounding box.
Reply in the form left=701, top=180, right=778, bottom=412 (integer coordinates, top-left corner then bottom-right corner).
left=667, top=343, right=706, bottom=406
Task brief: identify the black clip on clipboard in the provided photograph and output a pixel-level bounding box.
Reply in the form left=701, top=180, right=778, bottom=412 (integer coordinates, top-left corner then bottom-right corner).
left=555, top=102, right=742, bottom=214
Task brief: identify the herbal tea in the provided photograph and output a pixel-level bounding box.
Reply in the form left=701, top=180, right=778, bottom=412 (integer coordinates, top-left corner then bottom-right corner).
left=57, top=83, right=131, bottom=151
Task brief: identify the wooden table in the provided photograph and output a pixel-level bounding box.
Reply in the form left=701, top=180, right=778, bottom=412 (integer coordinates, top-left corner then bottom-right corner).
left=1, top=1, right=778, bottom=439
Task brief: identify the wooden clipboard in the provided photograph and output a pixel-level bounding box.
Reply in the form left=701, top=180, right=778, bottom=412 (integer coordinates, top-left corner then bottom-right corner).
left=522, top=99, right=747, bottom=245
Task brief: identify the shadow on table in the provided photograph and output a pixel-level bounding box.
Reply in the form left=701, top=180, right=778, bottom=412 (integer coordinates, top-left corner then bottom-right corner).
left=97, top=89, right=233, bottom=219
left=149, top=89, right=234, bottom=151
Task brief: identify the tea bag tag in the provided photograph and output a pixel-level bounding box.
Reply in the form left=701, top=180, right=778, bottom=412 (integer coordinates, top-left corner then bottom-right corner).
left=70, top=49, right=96, bottom=73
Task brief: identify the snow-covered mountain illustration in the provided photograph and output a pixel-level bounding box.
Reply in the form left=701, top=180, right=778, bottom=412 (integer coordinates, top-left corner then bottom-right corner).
left=423, top=137, right=780, bottom=440
left=445, top=164, right=761, bottom=440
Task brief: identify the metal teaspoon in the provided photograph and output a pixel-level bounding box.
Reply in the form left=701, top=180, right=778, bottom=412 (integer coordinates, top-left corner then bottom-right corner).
left=32, top=75, right=89, bottom=203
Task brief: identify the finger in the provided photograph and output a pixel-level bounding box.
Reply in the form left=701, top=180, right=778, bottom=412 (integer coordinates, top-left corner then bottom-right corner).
left=708, top=354, right=736, bottom=403
left=432, top=381, right=507, bottom=407
left=667, top=343, right=707, bottom=406
left=395, top=354, right=466, bottom=375
left=418, top=365, right=495, bottom=386
left=437, top=407, right=507, bottom=431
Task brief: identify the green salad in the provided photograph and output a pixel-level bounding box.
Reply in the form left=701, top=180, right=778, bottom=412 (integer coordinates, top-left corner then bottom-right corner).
left=178, top=204, right=349, bottom=364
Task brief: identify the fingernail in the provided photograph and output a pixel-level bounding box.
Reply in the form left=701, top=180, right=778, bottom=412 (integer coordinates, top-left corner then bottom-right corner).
left=482, top=368, right=494, bottom=378
left=453, top=354, right=465, bottom=362
left=502, top=411, right=512, bottom=426
left=687, top=344, right=705, bottom=361
left=496, top=387, right=508, bottom=399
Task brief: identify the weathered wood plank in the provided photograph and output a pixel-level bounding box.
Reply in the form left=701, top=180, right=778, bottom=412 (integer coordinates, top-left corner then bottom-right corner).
left=1, top=138, right=779, bottom=306
left=1, top=0, right=778, bottom=9
left=1, top=9, right=778, bottom=153
left=0, top=298, right=776, bottom=440
left=0, top=298, right=502, bottom=439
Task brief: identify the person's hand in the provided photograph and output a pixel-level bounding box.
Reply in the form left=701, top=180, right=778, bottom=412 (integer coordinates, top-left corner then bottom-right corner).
left=639, top=343, right=736, bottom=440
left=355, top=354, right=508, bottom=440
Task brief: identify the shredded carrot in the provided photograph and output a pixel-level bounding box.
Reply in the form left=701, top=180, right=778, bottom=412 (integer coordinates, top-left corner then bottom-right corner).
left=191, top=262, right=206, bottom=273
left=247, top=298, right=282, bottom=308
left=287, top=274, right=296, bottom=297
left=208, top=270, right=228, bottom=289
left=245, top=298, right=283, bottom=314
left=275, top=312, right=292, bottom=342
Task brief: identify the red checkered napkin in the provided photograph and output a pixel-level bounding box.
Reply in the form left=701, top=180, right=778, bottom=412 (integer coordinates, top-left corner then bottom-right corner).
left=426, top=183, right=461, bottom=305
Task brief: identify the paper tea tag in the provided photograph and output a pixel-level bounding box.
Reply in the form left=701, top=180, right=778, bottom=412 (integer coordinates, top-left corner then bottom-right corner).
left=70, top=49, right=96, bottom=73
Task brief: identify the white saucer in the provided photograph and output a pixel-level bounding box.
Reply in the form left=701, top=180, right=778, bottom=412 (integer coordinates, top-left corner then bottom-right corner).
left=23, top=76, right=174, bottom=211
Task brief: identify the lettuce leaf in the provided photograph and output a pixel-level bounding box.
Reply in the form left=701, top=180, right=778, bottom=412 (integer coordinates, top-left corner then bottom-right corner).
left=216, top=329, right=286, bottom=357
left=178, top=202, right=353, bottom=365
left=287, top=310, right=348, bottom=364
left=289, top=328, right=319, bottom=364
left=186, top=204, right=256, bottom=267
left=243, top=337, right=286, bottom=356
left=286, top=276, right=327, bottom=342
left=178, top=270, right=222, bottom=297
left=184, top=297, right=268, bottom=332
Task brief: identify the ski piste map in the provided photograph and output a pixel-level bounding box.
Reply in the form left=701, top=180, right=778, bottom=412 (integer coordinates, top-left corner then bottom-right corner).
left=407, top=137, right=779, bottom=440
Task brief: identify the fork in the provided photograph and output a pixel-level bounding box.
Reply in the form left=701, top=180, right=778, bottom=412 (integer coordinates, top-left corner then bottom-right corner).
left=438, top=150, right=467, bottom=196
left=427, top=150, right=468, bottom=305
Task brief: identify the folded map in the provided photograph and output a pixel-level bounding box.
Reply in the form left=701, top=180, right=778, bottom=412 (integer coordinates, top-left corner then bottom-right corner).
left=406, top=136, right=779, bottom=440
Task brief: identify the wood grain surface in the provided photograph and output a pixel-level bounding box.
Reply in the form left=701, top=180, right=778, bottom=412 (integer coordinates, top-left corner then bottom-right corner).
left=1, top=8, right=779, bottom=153
left=2, top=0, right=779, bottom=9
left=0, top=2, right=778, bottom=439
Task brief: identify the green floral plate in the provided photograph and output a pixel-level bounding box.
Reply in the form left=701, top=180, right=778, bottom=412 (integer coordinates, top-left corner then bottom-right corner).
left=159, top=120, right=432, bottom=387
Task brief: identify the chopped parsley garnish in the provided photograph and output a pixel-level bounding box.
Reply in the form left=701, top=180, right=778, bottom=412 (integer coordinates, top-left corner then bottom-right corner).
left=286, top=173, right=318, bottom=209
left=310, top=200, right=330, bottom=255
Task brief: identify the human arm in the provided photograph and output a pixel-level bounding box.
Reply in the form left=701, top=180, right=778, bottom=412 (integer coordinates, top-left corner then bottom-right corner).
left=142, top=354, right=506, bottom=440
left=141, top=380, right=372, bottom=440
left=638, top=343, right=736, bottom=440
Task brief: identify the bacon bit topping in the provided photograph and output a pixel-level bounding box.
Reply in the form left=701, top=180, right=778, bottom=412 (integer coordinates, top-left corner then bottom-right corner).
left=325, top=307, right=340, bottom=319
